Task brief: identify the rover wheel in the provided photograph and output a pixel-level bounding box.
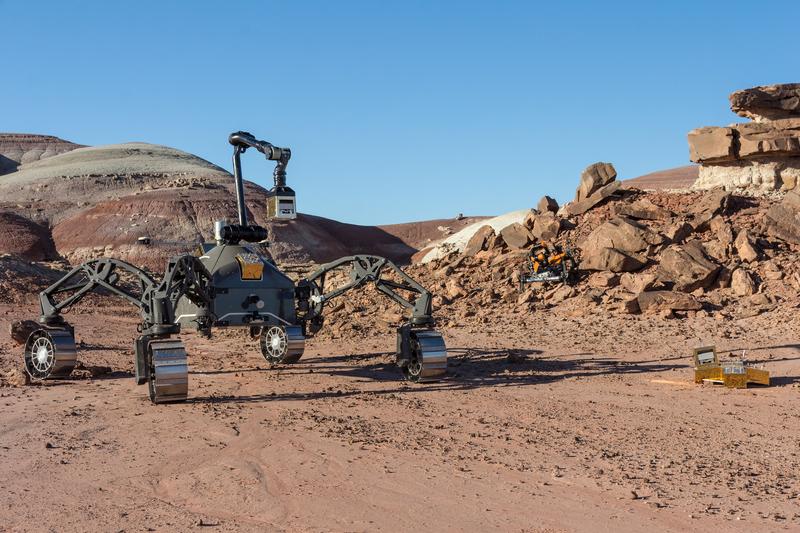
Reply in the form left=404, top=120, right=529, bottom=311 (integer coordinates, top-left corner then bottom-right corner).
left=401, top=330, right=447, bottom=383
left=147, top=339, right=188, bottom=404
left=260, top=325, right=305, bottom=365
left=23, top=329, right=77, bottom=380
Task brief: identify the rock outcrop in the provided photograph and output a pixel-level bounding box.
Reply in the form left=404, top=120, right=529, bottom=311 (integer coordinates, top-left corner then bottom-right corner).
left=730, top=84, right=800, bottom=122
left=689, top=84, right=800, bottom=192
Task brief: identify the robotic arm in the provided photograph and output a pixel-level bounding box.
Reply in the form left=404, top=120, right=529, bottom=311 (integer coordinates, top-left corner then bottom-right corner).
left=228, top=131, right=292, bottom=226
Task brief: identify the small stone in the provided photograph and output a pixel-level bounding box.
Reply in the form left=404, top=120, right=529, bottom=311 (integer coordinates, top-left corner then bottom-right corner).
left=731, top=269, right=756, bottom=296
left=734, top=229, right=759, bottom=262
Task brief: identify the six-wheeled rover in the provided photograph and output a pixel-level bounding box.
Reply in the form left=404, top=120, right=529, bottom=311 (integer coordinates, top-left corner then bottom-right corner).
left=22, top=131, right=447, bottom=403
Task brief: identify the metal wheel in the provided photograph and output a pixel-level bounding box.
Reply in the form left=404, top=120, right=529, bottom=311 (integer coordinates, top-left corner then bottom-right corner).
left=147, top=339, right=188, bottom=404
left=23, top=329, right=77, bottom=380
left=259, top=325, right=305, bottom=365
left=402, top=330, right=447, bottom=383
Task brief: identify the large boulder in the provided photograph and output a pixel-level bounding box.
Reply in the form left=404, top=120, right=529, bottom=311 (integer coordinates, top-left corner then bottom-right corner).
left=730, top=83, right=800, bottom=122
left=637, top=291, right=702, bottom=313
left=499, top=223, right=533, bottom=249
left=690, top=189, right=729, bottom=229
left=575, top=162, right=617, bottom=202
left=580, top=216, right=664, bottom=254
left=463, top=225, right=495, bottom=257
left=579, top=216, right=662, bottom=273
left=657, top=241, right=720, bottom=292
left=619, top=272, right=658, bottom=294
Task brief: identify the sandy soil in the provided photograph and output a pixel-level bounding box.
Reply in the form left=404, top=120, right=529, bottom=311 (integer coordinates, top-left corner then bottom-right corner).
left=2, top=299, right=800, bottom=532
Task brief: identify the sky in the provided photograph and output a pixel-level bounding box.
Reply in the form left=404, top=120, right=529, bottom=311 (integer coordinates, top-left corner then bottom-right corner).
left=2, top=0, right=799, bottom=225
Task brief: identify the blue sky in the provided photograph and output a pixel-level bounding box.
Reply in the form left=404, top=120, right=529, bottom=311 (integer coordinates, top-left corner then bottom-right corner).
left=2, top=1, right=799, bottom=225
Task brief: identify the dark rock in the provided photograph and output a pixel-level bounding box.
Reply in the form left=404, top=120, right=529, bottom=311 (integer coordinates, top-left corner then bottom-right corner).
left=657, top=241, right=720, bottom=292
left=637, top=290, right=702, bottom=313
left=9, top=320, right=40, bottom=345
left=537, top=195, right=559, bottom=214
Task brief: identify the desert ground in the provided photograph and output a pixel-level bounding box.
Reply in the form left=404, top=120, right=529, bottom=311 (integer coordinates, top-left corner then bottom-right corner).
left=4, top=116, right=800, bottom=531
left=2, top=296, right=800, bottom=532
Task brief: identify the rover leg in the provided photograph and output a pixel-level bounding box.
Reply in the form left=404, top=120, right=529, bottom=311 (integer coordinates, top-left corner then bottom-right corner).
left=396, top=326, right=447, bottom=382
left=23, top=328, right=77, bottom=380
left=259, top=325, right=305, bottom=365
left=146, top=338, right=188, bottom=403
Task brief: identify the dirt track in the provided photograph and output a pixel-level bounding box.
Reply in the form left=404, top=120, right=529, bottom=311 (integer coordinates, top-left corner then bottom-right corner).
left=2, top=301, right=800, bottom=532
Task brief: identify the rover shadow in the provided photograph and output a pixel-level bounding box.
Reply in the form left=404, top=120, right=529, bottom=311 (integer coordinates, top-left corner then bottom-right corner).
left=187, top=346, right=687, bottom=404
left=64, top=369, right=134, bottom=381
left=76, top=342, right=130, bottom=352
left=189, top=368, right=269, bottom=375
left=434, top=347, right=686, bottom=390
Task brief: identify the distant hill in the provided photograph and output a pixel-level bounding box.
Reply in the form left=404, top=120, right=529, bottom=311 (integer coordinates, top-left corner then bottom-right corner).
left=623, top=165, right=699, bottom=190
left=0, top=133, right=83, bottom=176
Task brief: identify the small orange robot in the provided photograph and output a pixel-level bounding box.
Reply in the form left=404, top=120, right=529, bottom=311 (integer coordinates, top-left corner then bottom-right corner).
left=519, top=243, right=577, bottom=290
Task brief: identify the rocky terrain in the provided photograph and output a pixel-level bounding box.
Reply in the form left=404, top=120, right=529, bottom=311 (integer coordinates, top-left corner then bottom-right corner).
left=312, top=161, right=800, bottom=344
left=690, top=84, right=800, bottom=192
left=5, top=132, right=800, bottom=531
